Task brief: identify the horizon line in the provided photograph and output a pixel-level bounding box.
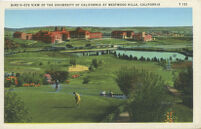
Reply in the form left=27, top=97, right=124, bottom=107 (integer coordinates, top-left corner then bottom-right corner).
left=5, top=25, right=193, bottom=29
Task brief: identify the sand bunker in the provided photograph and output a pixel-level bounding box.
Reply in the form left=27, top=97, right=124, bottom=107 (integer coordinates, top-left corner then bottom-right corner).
left=68, top=65, right=89, bottom=72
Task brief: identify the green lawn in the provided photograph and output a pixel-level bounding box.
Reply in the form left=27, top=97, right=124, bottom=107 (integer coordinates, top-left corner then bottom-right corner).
left=5, top=51, right=193, bottom=123
left=5, top=52, right=175, bottom=86
left=5, top=26, right=193, bottom=123
left=171, top=104, right=193, bottom=122
left=11, top=85, right=124, bottom=123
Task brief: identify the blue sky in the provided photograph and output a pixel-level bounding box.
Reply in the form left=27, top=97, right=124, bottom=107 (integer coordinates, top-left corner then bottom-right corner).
left=5, top=8, right=192, bottom=28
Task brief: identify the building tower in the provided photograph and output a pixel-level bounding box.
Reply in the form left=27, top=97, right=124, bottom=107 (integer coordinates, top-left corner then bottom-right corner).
left=55, top=27, right=59, bottom=31
left=61, top=27, right=65, bottom=31
left=142, top=32, right=146, bottom=37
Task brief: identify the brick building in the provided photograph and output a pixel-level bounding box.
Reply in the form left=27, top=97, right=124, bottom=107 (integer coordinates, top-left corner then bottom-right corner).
left=111, top=30, right=152, bottom=42
left=32, top=27, right=70, bottom=43
left=70, top=27, right=102, bottom=39
left=89, top=32, right=102, bottom=39
left=111, top=31, right=134, bottom=39
left=133, top=32, right=152, bottom=42
left=13, top=27, right=102, bottom=44
left=13, top=32, right=32, bottom=40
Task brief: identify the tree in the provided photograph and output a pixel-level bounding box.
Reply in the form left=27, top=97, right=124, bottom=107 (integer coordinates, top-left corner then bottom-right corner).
left=85, top=43, right=91, bottom=47
left=66, top=44, right=73, bottom=48
left=70, top=58, right=76, bottom=66
left=117, top=53, right=121, bottom=58
left=5, top=89, right=31, bottom=123
left=129, top=55, right=133, bottom=60
left=122, top=54, right=126, bottom=59
left=89, top=65, right=95, bottom=72
left=147, top=57, right=151, bottom=61
left=160, top=58, right=164, bottom=62
left=152, top=57, right=158, bottom=62
left=139, top=56, right=145, bottom=61
left=116, top=67, right=170, bottom=122
left=92, top=59, right=98, bottom=68
left=46, top=70, right=69, bottom=83
left=4, top=38, right=19, bottom=51
left=174, top=66, right=193, bottom=108
left=133, top=56, right=138, bottom=60
left=16, top=72, right=43, bottom=85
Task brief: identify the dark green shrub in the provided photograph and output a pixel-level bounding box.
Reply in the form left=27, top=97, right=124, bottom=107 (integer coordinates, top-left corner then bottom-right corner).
left=46, top=70, right=69, bottom=83
left=70, top=58, right=76, bottom=66
left=39, top=62, right=43, bottom=66
left=98, top=60, right=103, bottom=66
left=92, top=59, right=98, bottom=68
left=89, top=65, right=95, bottom=72
left=17, top=72, right=43, bottom=85
left=152, top=57, right=158, bottom=62
left=116, top=67, right=170, bottom=122
left=4, top=79, right=13, bottom=88
left=117, top=53, right=121, bottom=58
left=174, top=66, right=193, bottom=108
left=139, top=56, right=145, bottom=61
left=133, top=56, right=138, bottom=60
left=83, top=77, right=90, bottom=84
left=66, top=44, right=73, bottom=48
left=129, top=55, right=133, bottom=60
left=4, top=90, right=31, bottom=123
left=116, top=67, right=144, bottom=96
left=85, top=43, right=91, bottom=47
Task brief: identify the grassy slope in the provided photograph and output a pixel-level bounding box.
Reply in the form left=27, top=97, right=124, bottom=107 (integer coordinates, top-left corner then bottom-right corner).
left=5, top=51, right=193, bottom=122
left=13, top=85, right=124, bottom=123
left=5, top=52, right=175, bottom=122
left=171, top=104, right=193, bottom=122
left=5, top=52, right=175, bottom=86
left=4, top=26, right=193, bottom=123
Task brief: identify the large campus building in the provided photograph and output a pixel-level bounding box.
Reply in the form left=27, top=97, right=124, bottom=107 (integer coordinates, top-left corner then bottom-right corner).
left=111, top=31, right=134, bottom=39
left=32, top=27, right=70, bottom=43
left=69, top=27, right=102, bottom=39
left=13, top=32, right=33, bottom=40
left=111, top=31, right=152, bottom=42
left=13, top=27, right=102, bottom=44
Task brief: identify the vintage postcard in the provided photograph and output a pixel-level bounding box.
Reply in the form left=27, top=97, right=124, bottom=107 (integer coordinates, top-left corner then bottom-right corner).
left=0, top=0, right=201, bottom=129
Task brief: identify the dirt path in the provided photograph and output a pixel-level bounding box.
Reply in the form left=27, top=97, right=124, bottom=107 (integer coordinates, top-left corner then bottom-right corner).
left=166, top=86, right=182, bottom=96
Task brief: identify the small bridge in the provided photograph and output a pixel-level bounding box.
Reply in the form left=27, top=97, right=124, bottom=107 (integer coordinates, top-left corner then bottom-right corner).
left=61, top=48, right=117, bottom=56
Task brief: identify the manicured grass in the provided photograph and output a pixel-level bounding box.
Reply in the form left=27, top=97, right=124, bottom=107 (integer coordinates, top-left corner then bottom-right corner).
left=4, top=25, right=193, bottom=122
left=5, top=52, right=177, bottom=86
left=5, top=51, right=192, bottom=122
left=171, top=104, right=193, bottom=122
left=12, top=85, right=124, bottom=123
